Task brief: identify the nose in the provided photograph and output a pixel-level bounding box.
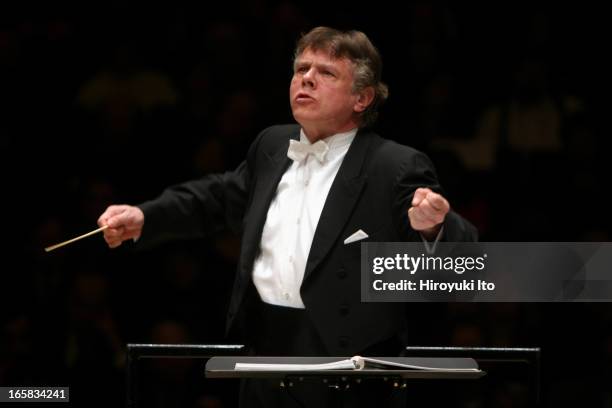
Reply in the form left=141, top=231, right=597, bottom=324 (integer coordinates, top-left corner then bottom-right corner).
left=302, top=68, right=315, bottom=88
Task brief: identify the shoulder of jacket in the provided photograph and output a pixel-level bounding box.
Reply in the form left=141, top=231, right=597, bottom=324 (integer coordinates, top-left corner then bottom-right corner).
left=368, top=134, right=428, bottom=170
left=258, top=124, right=300, bottom=143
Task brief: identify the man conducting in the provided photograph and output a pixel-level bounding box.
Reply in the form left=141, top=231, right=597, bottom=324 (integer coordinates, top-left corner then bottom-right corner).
left=98, top=26, right=477, bottom=407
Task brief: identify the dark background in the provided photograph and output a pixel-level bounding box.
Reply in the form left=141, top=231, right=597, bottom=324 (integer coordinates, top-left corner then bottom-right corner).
left=1, top=1, right=610, bottom=407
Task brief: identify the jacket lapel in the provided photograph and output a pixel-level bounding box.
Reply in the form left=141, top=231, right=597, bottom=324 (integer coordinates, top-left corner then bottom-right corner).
left=239, top=130, right=298, bottom=278
left=303, top=130, right=374, bottom=281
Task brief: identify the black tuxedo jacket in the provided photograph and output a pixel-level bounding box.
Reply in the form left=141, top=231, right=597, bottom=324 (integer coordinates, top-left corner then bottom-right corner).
left=138, top=124, right=477, bottom=355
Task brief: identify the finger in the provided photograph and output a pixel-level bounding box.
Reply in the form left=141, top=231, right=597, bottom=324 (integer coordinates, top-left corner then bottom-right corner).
left=104, top=227, right=125, bottom=241
left=107, top=212, right=132, bottom=229
left=425, top=191, right=449, bottom=212
left=418, top=199, right=446, bottom=224
left=98, top=213, right=111, bottom=228
left=408, top=206, right=439, bottom=230
left=98, top=205, right=127, bottom=227
left=409, top=208, right=432, bottom=231
left=104, top=232, right=125, bottom=248
left=104, top=233, right=120, bottom=246
left=407, top=207, right=420, bottom=228
left=108, top=240, right=123, bottom=249
left=411, top=188, right=430, bottom=206
left=412, top=204, right=442, bottom=226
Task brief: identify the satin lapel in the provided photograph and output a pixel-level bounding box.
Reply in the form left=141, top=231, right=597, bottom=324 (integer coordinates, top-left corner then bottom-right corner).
left=239, top=130, right=298, bottom=278
left=303, top=130, right=374, bottom=281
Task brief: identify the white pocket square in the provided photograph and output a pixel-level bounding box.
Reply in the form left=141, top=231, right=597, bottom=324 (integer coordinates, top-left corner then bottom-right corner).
left=344, top=229, right=369, bottom=244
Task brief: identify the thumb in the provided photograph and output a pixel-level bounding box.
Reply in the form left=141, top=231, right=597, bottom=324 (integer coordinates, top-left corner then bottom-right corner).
left=412, top=187, right=430, bottom=207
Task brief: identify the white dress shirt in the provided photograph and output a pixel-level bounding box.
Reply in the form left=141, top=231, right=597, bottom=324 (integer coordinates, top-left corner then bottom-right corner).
left=252, top=128, right=357, bottom=308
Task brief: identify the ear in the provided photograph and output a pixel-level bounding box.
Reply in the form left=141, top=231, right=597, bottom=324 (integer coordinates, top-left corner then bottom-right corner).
left=353, top=86, right=375, bottom=113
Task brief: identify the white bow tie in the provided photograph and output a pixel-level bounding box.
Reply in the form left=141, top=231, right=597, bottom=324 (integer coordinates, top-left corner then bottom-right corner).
left=287, top=139, right=329, bottom=163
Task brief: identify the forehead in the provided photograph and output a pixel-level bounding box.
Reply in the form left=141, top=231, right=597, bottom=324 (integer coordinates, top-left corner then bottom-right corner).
left=295, top=48, right=353, bottom=70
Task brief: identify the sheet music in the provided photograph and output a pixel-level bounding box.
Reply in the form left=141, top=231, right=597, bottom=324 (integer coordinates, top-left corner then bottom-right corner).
left=234, top=356, right=481, bottom=372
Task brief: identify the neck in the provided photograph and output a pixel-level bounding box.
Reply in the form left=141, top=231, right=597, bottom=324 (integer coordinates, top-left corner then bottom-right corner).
left=301, top=122, right=359, bottom=143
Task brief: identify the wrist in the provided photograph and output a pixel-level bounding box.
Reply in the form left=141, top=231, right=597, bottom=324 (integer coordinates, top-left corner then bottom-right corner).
left=420, top=223, right=442, bottom=241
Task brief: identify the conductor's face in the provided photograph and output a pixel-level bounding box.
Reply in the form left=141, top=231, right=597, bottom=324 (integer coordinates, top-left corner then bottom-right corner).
left=290, top=48, right=366, bottom=141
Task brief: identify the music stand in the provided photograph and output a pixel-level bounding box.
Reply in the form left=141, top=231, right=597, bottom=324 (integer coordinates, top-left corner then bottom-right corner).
left=205, top=355, right=484, bottom=398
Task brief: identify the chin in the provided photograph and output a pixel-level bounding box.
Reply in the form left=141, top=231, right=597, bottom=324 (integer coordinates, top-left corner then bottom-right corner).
left=291, top=111, right=317, bottom=125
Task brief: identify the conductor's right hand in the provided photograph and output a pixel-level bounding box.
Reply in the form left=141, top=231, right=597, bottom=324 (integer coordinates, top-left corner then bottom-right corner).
left=97, top=205, right=145, bottom=248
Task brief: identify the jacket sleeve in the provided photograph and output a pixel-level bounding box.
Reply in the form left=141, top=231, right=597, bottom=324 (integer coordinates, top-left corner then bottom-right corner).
left=135, top=133, right=263, bottom=248
left=392, top=149, right=478, bottom=242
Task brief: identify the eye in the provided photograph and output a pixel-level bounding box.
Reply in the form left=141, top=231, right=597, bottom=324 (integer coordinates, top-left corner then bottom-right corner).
left=322, top=70, right=335, bottom=77
left=296, top=66, right=308, bottom=74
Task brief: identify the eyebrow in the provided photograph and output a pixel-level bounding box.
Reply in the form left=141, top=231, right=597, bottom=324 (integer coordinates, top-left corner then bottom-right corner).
left=294, top=60, right=340, bottom=74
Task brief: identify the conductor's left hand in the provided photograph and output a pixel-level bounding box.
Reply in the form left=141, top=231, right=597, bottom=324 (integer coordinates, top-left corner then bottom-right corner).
left=407, top=187, right=450, bottom=239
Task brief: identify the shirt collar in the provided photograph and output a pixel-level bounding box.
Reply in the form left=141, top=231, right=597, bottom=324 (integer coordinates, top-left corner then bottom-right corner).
left=299, top=128, right=358, bottom=152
